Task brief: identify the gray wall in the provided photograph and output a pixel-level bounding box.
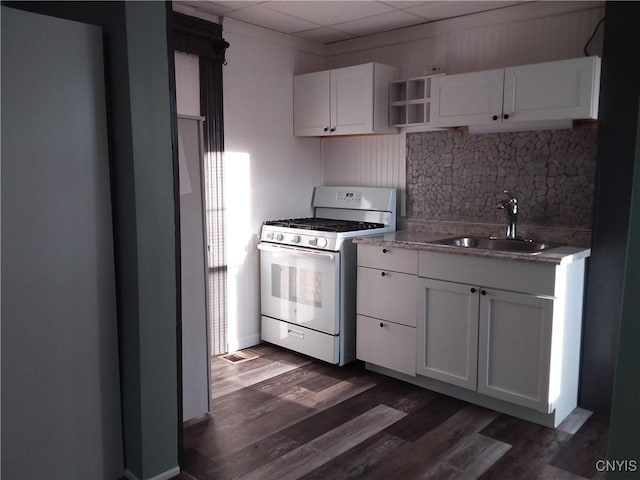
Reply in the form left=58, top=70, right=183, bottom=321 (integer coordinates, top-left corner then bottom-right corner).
left=581, top=1, right=640, bottom=414
left=607, top=103, right=640, bottom=479
left=1, top=7, right=122, bottom=478
left=1, top=2, right=180, bottom=478
left=124, top=3, right=179, bottom=478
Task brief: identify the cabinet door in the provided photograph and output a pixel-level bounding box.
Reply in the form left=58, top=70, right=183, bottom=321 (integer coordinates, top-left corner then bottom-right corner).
left=477, top=289, right=553, bottom=412
left=357, top=266, right=417, bottom=327
left=417, top=279, right=479, bottom=390
left=293, top=70, right=330, bottom=136
left=503, top=56, right=600, bottom=122
left=357, top=315, right=416, bottom=376
left=432, top=69, right=504, bottom=127
left=331, top=63, right=374, bottom=135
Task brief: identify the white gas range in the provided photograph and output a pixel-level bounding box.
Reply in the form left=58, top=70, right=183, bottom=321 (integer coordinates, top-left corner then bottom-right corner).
left=258, top=186, right=397, bottom=365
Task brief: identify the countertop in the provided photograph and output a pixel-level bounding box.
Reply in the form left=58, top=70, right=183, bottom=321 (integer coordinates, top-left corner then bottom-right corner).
left=353, top=231, right=591, bottom=265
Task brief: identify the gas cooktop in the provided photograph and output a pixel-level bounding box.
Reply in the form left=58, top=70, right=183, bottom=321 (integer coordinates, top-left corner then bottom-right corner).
left=263, top=217, right=385, bottom=233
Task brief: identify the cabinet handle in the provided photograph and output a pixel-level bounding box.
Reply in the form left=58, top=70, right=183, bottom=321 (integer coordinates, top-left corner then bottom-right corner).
left=330, top=127, right=336, bottom=132
left=379, top=322, right=384, bottom=328
left=503, top=114, right=510, bottom=120
left=381, top=271, right=386, bottom=277
left=470, top=287, right=477, bottom=293
left=492, top=115, right=499, bottom=121
left=382, top=248, right=388, bottom=253
left=481, top=289, right=487, bottom=295
left=323, top=127, right=329, bottom=132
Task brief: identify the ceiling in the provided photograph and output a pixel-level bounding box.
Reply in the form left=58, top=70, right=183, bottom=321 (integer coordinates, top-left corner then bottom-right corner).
left=179, top=1, right=527, bottom=44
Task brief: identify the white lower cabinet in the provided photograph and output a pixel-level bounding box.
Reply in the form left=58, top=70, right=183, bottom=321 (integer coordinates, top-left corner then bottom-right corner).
left=355, top=244, right=587, bottom=428
left=418, top=279, right=479, bottom=390
left=356, top=245, right=418, bottom=376
left=356, top=315, right=416, bottom=376
left=478, top=289, right=553, bottom=412
left=419, top=278, right=554, bottom=412
left=416, top=251, right=585, bottom=425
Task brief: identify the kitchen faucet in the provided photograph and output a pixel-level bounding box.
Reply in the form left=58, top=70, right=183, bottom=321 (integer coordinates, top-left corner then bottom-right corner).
left=496, top=190, right=518, bottom=239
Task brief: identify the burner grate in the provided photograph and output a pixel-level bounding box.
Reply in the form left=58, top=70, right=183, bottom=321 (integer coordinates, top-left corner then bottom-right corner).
left=263, top=217, right=384, bottom=232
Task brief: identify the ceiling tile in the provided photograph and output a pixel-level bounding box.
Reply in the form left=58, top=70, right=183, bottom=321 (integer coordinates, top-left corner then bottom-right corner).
left=406, top=1, right=520, bottom=21
left=295, top=27, right=355, bottom=43
left=265, top=1, right=395, bottom=26
left=335, top=10, right=425, bottom=36
left=190, top=1, right=264, bottom=15
left=381, top=0, right=434, bottom=9
left=229, top=4, right=321, bottom=33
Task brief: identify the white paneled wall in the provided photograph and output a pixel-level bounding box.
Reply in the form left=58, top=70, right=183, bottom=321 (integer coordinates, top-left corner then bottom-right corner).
left=322, top=3, right=605, bottom=207
left=222, top=19, right=325, bottom=351
left=322, top=133, right=407, bottom=215
left=325, top=3, right=605, bottom=77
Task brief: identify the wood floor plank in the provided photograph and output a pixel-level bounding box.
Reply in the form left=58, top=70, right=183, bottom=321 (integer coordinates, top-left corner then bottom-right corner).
left=198, top=379, right=377, bottom=459
left=557, top=407, right=594, bottom=435
left=537, top=464, right=591, bottom=480
left=281, top=380, right=434, bottom=445
left=182, top=344, right=610, bottom=480
left=211, top=360, right=309, bottom=399
left=300, top=431, right=407, bottom=480
left=186, top=432, right=301, bottom=480
left=477, top=415, right=572, bottom=480
left=356, top=405, right=500, bottom=480
left=549, top=414, right=610, bottom=479
left=236, top=404, right=407, bottom=480
left=420, top=433, right=511, bottom=480
left=385, top=393, right=467, bottom=442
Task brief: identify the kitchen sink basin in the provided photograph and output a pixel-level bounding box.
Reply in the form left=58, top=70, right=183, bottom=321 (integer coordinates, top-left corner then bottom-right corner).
left=429, top=236, right=561, bottom=253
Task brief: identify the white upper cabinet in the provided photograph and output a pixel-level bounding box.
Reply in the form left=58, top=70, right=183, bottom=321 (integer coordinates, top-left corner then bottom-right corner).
left=431, top=69, right=505, bottom=127
left=503, top=56, right=601, bottom=122
left=432, top=56, right=601, bottom=127
left=293, top=63, right=398, bottom=136
left=293, top=70, right=331, bottom=136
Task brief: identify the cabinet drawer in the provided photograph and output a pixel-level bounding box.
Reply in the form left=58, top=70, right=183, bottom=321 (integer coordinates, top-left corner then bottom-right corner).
left=358, top=244, right=418, bottom=274
left=261, top=316, right=339, bottom=364
left=418, top=251, right=556, bottom=296
left=357, top=266, right=417, bottom=327
left=357, top=315, right=416, bottom=376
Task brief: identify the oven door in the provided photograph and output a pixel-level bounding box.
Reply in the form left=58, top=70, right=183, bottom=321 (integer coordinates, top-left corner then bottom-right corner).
left=258, top=242, right=340, bottom=334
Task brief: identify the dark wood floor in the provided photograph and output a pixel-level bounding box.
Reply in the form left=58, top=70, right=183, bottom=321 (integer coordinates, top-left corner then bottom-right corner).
left=179, top=344, right=609, bottom=480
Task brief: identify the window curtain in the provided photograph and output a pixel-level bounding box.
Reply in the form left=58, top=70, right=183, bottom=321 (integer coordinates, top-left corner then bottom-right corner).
left=173, top=12, right=229, bottom=355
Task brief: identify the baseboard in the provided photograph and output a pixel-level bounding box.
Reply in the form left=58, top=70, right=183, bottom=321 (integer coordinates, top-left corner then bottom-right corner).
left=123, top=466, right=180, bottom=480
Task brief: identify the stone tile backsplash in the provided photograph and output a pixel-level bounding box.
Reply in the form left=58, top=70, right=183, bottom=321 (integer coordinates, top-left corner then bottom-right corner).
left=405, top=123, right=598, bottom=246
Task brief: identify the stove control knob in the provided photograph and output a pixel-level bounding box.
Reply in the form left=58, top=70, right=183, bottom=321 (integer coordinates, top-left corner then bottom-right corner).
left=275, top=233, right=284, bottom=241
left=291, top=235, right=300, bottom=243
left=308, top=237, right=317, bottom=246
left=266, top=232, right=274, bottom=240
left=317, top=238, right=328, bottom=248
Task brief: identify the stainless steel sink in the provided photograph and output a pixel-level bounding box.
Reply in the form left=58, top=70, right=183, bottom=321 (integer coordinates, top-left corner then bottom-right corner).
left=429, top=236, right=561, bottom=253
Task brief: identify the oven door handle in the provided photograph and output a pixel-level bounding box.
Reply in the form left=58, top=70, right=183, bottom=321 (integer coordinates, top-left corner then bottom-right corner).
left=258, top=242, right=337, bottom=262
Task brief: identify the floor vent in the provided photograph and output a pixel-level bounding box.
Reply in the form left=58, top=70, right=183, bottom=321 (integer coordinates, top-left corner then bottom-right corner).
left=220, top=350, right=259, bottom=365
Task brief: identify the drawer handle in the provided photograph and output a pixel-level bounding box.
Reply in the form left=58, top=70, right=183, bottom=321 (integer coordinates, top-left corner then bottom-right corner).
left=381, top=271, right=386, bottom=277
left=379, top=322, right=384, bottom=328
left=382, top=248, right=388, bottom=253
left=287, top=328, right=304, bottom=339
